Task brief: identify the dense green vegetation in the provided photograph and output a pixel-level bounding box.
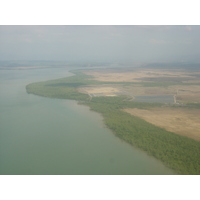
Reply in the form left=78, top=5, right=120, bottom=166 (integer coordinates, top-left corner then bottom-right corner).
left=186, top=102, right=200, bottom=108
left=84, top=99, right=200, bottom=175
left=26, top=72, right=90, bottom=101
left=26, top=70, right=200, bottom=175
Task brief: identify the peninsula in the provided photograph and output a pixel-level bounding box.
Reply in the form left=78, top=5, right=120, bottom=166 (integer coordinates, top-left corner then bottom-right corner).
left=26, top=66, right=200, bottom=175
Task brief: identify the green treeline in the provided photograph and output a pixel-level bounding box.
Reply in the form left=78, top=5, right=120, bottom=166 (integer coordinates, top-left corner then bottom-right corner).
left=84, top=100, right=200, bottom=175
left=26, top=71, right=200, bottom=175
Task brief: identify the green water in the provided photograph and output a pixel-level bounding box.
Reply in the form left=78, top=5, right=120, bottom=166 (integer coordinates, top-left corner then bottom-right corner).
left=0, top=68, right=175, bottom=175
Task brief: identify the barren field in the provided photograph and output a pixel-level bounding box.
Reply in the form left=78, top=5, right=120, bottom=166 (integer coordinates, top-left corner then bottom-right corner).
left=78, top=85, right=120, bottom=96
left=83, top=68, right=200, bottom=83
left=169, top=85, right=200, bottom=103
left=80, top=68, right=200, bottom=141
left=81, top=68, right=200, bottom=102
left=124, top=107, right=200, bottom=141
left=79, top=84, right=176, bottom=98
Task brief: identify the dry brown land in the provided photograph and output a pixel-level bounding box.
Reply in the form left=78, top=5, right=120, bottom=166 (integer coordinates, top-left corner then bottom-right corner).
left=83, top=68, right=200, bottom=83
left=78, top=85, right=120, bottom=96
left=81, top=68, right=200, bottom=102
left=79, top=84, right=176, bottom=98
left=169, top=85, right=200, bottom=103
left=79, top=84, right=177, bottom=97
left=124, top=107, right=200, bottom=141
left=80, top=68, right=200, bottom=141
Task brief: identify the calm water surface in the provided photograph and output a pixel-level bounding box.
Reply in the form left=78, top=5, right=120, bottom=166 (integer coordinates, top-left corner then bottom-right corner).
left=0, top=68, right=175, bottom=174
left=134, top=95, right=174, bottom=103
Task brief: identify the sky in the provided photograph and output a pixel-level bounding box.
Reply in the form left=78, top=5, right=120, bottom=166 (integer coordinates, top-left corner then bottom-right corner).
left=1, top=25, right=200, bottom=63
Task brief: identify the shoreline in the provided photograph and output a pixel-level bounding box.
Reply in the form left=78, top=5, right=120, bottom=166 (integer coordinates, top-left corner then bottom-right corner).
left=26, top=70, right=200, bottom=175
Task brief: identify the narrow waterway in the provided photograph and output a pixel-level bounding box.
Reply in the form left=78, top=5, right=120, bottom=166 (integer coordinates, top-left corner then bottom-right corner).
left=0, top=67, right=175, bottom=175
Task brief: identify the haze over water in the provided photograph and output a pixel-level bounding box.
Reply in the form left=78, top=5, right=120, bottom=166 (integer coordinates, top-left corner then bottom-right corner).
left=0, top=67, right=175, bottom=175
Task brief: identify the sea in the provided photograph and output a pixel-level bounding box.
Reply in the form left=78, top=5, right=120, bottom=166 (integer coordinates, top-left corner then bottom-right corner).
left=0, top=67, right=175, bottom=175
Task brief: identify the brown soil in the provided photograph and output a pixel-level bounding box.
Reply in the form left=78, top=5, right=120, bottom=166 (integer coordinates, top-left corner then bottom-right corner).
left=82, top=69, right=200, bottom=102
left=78, top=85, right=120, bottom=96
left=124, top=107, right=200, bottom=141
left=83, top=68, right=199, bottom=83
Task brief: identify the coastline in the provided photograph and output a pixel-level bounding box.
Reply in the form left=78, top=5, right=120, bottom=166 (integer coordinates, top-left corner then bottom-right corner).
left=26, top=70, right=200, bottom=175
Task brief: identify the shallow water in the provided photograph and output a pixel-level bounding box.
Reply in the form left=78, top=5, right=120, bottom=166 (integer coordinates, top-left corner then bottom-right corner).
left=134, top=95, right=174, bottom=103
left=0, top=67, right=175, bottom=174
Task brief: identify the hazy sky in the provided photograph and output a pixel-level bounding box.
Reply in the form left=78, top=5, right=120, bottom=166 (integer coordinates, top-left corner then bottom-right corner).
left=1, top=25, right=200, bottom=63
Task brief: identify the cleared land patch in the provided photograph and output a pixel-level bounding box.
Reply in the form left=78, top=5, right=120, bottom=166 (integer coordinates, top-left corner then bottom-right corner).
left=82, top=68, right=200, bottom=102
left=169, top=85, right=200, bottom=103
left=83, top=68, right=200, bottom=83
left=124, top=107, right=200, bottom=141
left=78, top=85, right=120, bottom=97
